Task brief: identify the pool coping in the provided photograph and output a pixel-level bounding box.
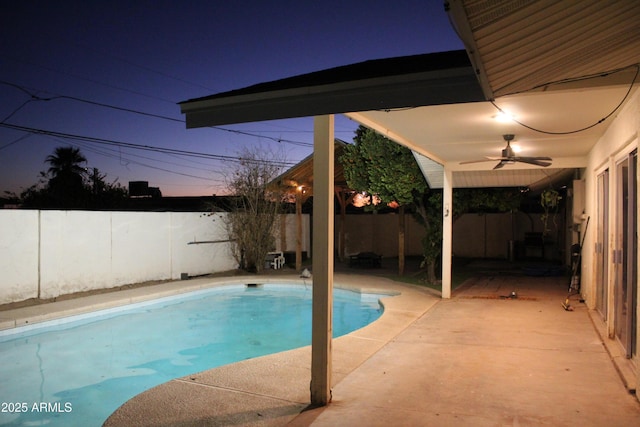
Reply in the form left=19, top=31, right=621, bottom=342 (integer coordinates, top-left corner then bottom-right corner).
left=16, top=273, right=439, bottom=427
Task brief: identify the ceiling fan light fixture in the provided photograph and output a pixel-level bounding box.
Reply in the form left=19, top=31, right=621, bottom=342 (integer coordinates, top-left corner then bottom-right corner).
left=460, top=133, right=553, bottom=169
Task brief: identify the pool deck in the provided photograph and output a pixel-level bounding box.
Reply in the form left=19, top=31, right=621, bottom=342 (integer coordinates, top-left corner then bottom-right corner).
left=2, top=268, right=639, bottom=426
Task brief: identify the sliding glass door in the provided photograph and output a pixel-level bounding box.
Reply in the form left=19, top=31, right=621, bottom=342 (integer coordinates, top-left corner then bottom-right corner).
left=614, top=150, right=637, bottom=358
left=595, top=170, right=609, bottom=319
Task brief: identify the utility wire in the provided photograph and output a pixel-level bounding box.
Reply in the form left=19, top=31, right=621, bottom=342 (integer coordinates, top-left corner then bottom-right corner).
left=50, top=36, right=218, bottom=92
left=50, top=136, right=219, bottom=182
left=0, top=122, right=296, bottom=168
left=1, top=54, right=177, bottom=104
left=56, top=135, right=224, bottom=175
left=0, top=80, right=314, bottom=147
left=0, top=133, right=31, bottom=151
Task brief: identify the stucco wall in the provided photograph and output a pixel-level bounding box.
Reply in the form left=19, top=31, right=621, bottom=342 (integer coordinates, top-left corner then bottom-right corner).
left=0, top=210, right=237, bottom=304
left=0, top=210, right=40, bottom=303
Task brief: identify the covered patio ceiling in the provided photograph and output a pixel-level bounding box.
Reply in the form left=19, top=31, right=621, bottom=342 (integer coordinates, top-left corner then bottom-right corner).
left=347, top=70, right=635, bottom=190
left=420, top=0, right=640, bottom=189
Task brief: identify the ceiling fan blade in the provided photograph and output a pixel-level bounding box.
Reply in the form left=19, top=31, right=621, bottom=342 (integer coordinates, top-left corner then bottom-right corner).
left=459, top=158, right=494, bottom=165
left=493, top=161, right=505, bottom=170
left=515, top=157, right=552, bottom=167
left=460, top=157, right=508, bottom=165
left=528, top=156, right=552, bottom=161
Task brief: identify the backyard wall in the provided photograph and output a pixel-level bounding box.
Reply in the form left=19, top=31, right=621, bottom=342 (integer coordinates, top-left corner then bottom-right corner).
left=275, top=213, right=311, bottom=256
left=333, top=211, right=557, bottom=261
left=0, top=207, right=563, bottom=305
left=0, top=210, right=237, bottom=304
left=336, top=212, right=425, bottom=258
left=452, top=211, right=563, bottom=260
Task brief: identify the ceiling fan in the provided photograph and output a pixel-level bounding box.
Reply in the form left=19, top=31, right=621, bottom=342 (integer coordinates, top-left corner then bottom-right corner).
left=460, top=134, right=552, bottom=170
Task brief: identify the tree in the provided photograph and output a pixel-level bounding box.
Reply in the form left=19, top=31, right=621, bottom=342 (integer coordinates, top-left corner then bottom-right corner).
left=19, top=146, right=128, bottom=209
left=341, top=126, right=428, bottom=275
left=85, top=167, right=129, bottom=209
left=46, top=146, right=87, bottom=177
left=225, top=148, right=285, bottom=273
left=45, top=146, right=88, bottom=208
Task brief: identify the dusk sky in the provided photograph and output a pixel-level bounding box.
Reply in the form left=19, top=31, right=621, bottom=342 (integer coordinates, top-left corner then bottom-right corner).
left=1, top=1, right=463, bottom=197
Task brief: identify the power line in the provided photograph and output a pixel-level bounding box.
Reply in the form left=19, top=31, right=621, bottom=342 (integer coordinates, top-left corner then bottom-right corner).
left=49, top=136, right=217, bottom=181
left=55, top=136, right=224, bottom=177
left=1, top=54, right=177, bottom=104
left=49, top=35, right=219, bottom=92
left=0, top=80, right=314, bottom=147
left=0, top=122, right=296, bottom=169
left=0, top=132, right=31, bottom=151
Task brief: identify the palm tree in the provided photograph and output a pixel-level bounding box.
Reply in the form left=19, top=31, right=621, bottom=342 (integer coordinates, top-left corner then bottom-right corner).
left=46, top=146, right=87, bottom=178
left=45, top=146, right=88, bottom=208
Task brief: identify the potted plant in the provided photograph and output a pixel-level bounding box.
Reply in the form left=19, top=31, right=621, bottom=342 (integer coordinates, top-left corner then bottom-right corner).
left=540, top=188, right=561, bottom=237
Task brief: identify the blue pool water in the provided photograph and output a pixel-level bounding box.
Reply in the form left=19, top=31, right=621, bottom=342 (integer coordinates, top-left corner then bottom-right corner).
left=0, top=284, right=385, bottom=427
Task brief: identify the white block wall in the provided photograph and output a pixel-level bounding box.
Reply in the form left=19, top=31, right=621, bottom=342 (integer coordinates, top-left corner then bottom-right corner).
left=0, top=210, right=237, bottom=304
left=0, top=210, right=40, bottom=303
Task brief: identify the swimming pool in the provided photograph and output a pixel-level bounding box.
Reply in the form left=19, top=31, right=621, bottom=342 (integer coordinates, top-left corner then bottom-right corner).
left=0, top=283, right=385, bottom=427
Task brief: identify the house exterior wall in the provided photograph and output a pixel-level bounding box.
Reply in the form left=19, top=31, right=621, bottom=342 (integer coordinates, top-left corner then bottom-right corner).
left=584, top=88, right=639, bottom=306
left=583, top=88, right=639, bottom=383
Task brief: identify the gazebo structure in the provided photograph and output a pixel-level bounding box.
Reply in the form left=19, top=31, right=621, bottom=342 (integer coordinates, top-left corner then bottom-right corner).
left=269, top=139, right=354, bottom=271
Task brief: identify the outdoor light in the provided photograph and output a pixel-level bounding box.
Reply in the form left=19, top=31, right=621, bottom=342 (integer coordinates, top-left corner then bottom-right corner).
left=494, top=110, right=515, bottom=123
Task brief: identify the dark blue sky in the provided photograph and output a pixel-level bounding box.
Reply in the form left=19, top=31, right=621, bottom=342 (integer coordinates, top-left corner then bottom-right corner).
left=1, top=1, right=462, bottom=197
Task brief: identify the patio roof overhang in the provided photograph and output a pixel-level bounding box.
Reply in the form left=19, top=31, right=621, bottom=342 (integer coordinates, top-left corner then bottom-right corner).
left=180, top=51, right=639, bottom=192
left=179, top=50, right=485, bottom=128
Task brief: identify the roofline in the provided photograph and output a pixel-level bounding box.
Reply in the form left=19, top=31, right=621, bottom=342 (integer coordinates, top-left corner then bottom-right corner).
left=445, top=1, right=494, bottom=100
left=179, top=50, right=486, bottom=127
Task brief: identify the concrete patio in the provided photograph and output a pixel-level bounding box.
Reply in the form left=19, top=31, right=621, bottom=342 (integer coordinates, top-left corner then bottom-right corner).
left=2, top=267, right=639, bottom=426
left=293, top=274, right=640, bottom=426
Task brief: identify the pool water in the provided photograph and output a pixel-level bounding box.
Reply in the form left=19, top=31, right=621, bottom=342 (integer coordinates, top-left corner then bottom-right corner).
left=0, top=284, right=384, bottom=427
